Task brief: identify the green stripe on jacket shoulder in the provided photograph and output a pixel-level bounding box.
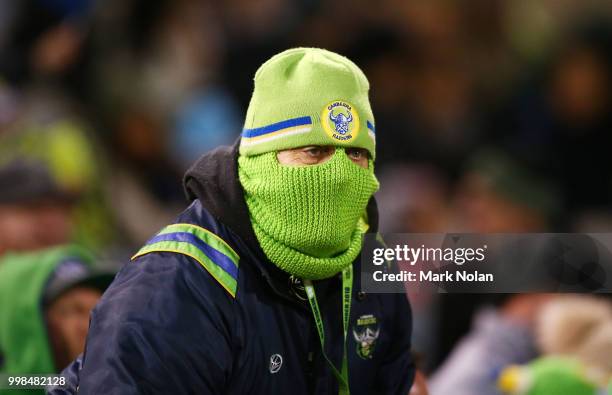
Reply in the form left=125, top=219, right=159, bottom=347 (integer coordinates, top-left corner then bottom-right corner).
left=131, top=223, right=240, bottom=298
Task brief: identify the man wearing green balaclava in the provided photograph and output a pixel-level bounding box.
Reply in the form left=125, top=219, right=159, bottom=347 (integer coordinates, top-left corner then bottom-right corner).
left=59, top=48, right=415, bottom=395
left=238, top=47, right=379, bottom=282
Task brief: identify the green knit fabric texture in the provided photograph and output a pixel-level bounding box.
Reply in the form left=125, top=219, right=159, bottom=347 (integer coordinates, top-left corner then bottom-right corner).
left=239, top=48, right=376, bottom=159
left=238, top=148, right=379, bottom=279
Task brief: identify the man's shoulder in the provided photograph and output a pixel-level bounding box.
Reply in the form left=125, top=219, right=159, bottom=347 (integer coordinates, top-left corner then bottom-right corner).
left=127, top=199, right=243, bottom=300
left=95, top=247, right=237, bottom=333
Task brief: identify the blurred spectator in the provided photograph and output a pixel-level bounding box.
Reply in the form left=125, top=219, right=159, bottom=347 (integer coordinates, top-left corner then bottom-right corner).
left=0, top=245, right=114, bottom=393
left=499, top=295, right=612, bottom=394
left=424, top=150, right=562, bottom=380
left=429, top=295, right=554, bottom=395
left=0, top=160, right=77, bottom=255
left=0, top=90, right=116, bottom=251
left=383, top=150, right=561, bottom=372
left=535, top=295, right=612, bottom=385
left=451, top=149, right=559, bottom=232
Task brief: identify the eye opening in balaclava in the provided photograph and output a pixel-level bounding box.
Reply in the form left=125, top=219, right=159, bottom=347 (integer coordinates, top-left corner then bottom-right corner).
left=275, top=146, right=372, bottom=169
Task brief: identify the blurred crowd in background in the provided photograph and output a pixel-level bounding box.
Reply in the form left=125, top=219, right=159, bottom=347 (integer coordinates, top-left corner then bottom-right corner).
left=0, top=0, right=611, bottom=394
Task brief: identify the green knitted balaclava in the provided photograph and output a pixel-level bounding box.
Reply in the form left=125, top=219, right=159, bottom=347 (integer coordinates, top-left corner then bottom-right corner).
left=239, top=148, right=378, bottom=279
left=238, top=47, right=379, bottom=279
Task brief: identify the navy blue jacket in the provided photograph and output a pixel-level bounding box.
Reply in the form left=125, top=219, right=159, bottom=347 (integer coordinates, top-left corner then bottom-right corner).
left=53, top=143, right=415, bottom=394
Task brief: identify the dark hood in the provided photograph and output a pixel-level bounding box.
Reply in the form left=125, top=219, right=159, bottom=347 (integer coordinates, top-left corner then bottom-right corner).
left=184, top=139, right=267, bottom=263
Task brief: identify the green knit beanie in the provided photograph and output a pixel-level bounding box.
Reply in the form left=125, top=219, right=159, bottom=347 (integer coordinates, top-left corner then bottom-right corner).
left=239, top=47, right=376, bottom=159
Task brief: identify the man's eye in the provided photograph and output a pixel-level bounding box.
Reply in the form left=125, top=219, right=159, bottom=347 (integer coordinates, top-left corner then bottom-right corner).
left=305, top=147, right=322, bottom=157
left=346, top=148, right=366, bottom=160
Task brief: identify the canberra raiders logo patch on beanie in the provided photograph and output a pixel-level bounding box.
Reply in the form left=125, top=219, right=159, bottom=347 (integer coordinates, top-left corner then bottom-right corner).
left=322, top=100, right=360, bottom=142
